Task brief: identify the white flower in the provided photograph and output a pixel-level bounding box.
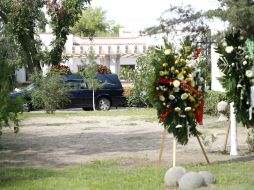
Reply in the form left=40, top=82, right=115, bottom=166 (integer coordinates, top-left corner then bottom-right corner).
left=239, top=36, right=244, bottom=40
left=176, top=124, right=183, bottom=128
left=185, top=107, right=192, bottom=112
left=164, top=49, right=171, bottom=55
left=243, top=61, right=247, bottom=65
left=181, top=93, right=189, bottom=100
left=225, top=46, right=234, bottom=53
left=156, top=87, right=160, bottom=90
left=169, top=95, right=175, bottom=100
left=237, top=84, right=242, bottom=88
left=245, top=55, right=249, bottom=59
left=222, top=42, right=227, bottom=47
left=159, top=95, right=165, bottom=101
left=232, top=63, right=235, bottom=66
left=174, top=107, right=181, bottom=112
left=173, top=80, right=180, bottom=88
left=186, top=60, right=195, bottom=67
left=199, top=77, right=204, bottom=82
left=246, top=70, right=253, bottom=78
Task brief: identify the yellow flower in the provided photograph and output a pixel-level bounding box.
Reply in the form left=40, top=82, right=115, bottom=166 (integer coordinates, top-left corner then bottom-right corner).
left=174, top=88, right=180, bottom=92
left=177, top=73, right=184, bottom=80
left=180, top=59, right=185, bottom=63
left=175, top=70, right=179, bottom=74
left=159, top=95, right=165, bottom=101
left=188, top=96, right=195, bottom=102
left=163, top=63, right=168, bottom=67
left=181, top=93, right=189, bottom=100
left=169, top=94, right=175, bottom=100
left=164, top=70, right=169, bottom=75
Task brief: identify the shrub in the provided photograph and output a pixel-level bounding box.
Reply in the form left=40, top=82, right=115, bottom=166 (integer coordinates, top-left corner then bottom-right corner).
left=30, top=72, right=69, bottom=114
left=246, top=128, right=254, bottom=152
left=50, top=65, right=71, bottom=75
left=204, top=90, right=227, bottom=116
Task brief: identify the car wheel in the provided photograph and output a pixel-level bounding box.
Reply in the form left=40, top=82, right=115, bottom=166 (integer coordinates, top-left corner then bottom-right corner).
left=97, top=97, right=111, bottom=111
left=23, top=103, right=31, bottom=112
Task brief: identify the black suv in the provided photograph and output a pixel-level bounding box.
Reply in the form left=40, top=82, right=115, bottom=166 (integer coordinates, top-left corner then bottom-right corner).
left=63, top=74, right=125, bottom=110
left=11, top=74, right=126, bottom=111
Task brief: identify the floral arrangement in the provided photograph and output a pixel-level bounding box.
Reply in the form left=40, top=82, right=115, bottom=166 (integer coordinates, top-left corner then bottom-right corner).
left=148, top=38, right=206, bottom=144
left=97, top=64, right=111, bottom=74
left=216, top=29, right=254, bottom=128
left=50, top=64, right=71, bottom=75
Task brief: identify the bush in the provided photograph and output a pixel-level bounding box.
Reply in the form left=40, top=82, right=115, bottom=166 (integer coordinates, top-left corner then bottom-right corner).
left=31, top=72, right=69, bottom=114
left=204, top=90, right=227, bottom=116
left=50, top=65, right=71, bottom=75
left=246, top=128, right=254, bottom=152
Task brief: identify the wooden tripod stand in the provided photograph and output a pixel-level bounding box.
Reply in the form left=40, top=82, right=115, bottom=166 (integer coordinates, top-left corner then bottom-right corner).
left=158, top=128, right=210, bottom=166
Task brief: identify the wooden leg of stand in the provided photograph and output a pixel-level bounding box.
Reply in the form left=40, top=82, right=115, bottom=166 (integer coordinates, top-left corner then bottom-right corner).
left=158, top=128, right=167, bottom=166
left=223, top=121, right=230, bottom=152
left=172, top=137, right=176, bottom=167
left=197, top=135, right=210, bottom=164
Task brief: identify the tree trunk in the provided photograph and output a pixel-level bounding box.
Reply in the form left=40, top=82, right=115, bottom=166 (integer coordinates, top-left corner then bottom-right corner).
left=92, top=87, right=95, bottom=111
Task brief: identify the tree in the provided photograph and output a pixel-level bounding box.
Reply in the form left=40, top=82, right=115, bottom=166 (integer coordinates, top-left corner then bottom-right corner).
left=0, top=0, right=46, bottom=73
left=47, top=0, right=90, bottom=65
left=0, top=34, right=23, bottom=133
left=79, top=49, right=105, bottom=111
left=0, top=0, right=91, bottom=74
left=72, top=6, right=120, bottom=38
left=205, top=0, right=254, bottom=39
left=145, top=0, right=254, bottom=40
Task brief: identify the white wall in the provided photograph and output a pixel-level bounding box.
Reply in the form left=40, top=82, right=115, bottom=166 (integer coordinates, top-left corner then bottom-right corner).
left=120, top=57, right=137, bottom=66
left=16, top=68, right=26, bottom=83
left=211, top=44, right=224, bottom=92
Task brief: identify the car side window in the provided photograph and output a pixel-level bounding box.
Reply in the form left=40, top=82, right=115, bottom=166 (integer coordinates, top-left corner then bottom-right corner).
left=66, top=80, right=86, bottom=90
left=80, top=82, right=88, bottom=89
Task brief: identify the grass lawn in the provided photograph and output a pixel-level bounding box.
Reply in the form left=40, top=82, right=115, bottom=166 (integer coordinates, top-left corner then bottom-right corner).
left=1, top=160, right=254, bottom=190
left=21, top=108, right=157, bottom=119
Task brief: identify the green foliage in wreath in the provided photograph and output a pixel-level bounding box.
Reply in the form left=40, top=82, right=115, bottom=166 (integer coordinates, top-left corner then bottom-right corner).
left=216, top=30, right=254, bottom=128
left=148, top=37, right=206, bottom=145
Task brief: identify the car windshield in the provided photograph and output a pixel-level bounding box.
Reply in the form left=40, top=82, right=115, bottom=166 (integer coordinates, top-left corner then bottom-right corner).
left=24, top=84, right=34, bottom=91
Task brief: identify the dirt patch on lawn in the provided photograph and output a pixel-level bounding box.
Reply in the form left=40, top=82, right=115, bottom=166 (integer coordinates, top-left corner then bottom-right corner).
left=0, top=112, right=252, bottom=168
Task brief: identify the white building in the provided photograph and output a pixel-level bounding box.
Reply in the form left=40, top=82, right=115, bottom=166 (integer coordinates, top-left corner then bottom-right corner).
left=16, top=28, right=153, bottom=83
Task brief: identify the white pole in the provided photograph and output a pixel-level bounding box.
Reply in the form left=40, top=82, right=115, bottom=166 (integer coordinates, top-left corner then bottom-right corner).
left=230, top=102, right=238, bottom=155
left=172, top=137, right=176, bottom=167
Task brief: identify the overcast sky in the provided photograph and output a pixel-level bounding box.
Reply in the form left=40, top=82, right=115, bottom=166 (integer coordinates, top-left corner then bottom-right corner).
left=91, top=0, right=220, bottom=30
